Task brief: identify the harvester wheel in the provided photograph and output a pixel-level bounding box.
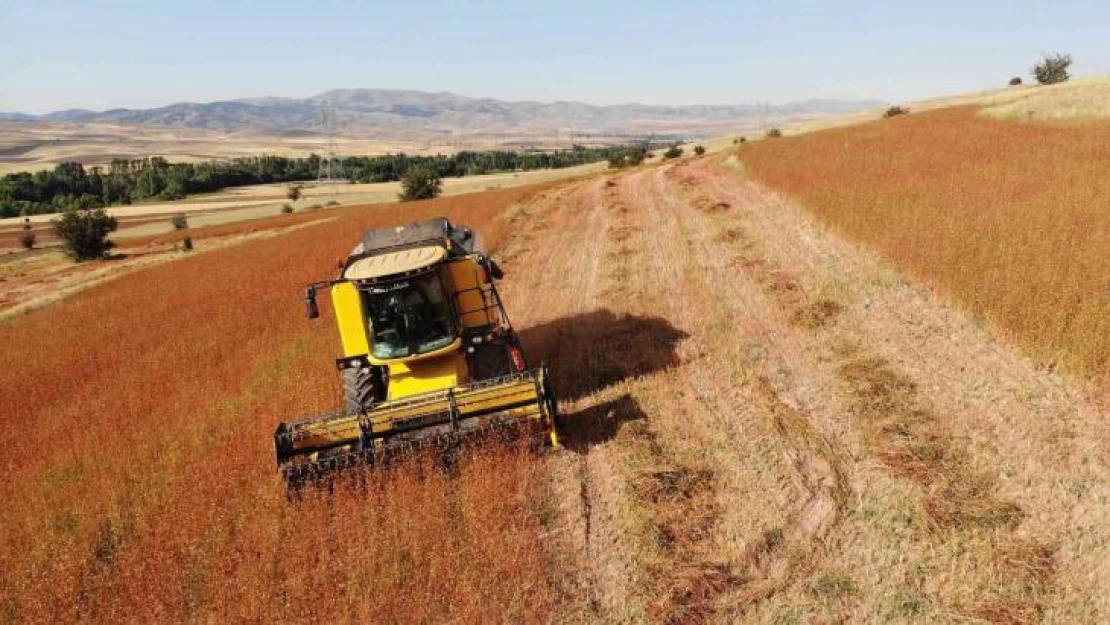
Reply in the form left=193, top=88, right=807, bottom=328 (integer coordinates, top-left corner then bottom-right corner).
left=344, top=366, right=384, bottom=415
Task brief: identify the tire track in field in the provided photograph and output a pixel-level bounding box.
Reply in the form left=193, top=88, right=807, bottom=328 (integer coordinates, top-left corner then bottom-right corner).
left=499, top=166, right=857, bottom=622
left=642, top=165, right=852, bottom=616
left=667, top=156, right=1100, bottom=622
left=500, top=179, right=650, bottom=620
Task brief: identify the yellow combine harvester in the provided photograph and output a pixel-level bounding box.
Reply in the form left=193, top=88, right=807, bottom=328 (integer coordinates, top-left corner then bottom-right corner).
left=274, top=218, right=559, bottom=488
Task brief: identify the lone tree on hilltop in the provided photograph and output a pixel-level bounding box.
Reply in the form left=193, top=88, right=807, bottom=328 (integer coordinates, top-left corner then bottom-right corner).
left=766, top=128, right=783, bottom=138
left=1009, top=76, right=1023, bottom=86
left=883, top=105, right=909, bottom=118
left=1032, top=53, right=1072, bottom=85
left=52, top=207, right=118, bottom=261
left=693, top=145, right=706, bottom=156
left=399, top=167, right=442, bottom=201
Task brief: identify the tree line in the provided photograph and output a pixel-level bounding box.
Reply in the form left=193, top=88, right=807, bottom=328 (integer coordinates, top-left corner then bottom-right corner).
left=0, top=144, right=660, bottom=218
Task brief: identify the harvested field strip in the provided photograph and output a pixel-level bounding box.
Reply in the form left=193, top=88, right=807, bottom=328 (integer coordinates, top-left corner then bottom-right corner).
left=683, top=156, right=1107, bottom=622
left=741, top=106, right=1110, bottom=384
left=114, top=207, right=336, bottom=247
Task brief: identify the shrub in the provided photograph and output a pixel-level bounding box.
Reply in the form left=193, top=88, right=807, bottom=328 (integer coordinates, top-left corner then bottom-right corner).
left=325, top=200, right=340, bottom=207
left=20, top=229, right=36, bottom=250
left=1032, top=53, right=1072, bottom=85
left=739, top=136, right=747, bottom=143
left=1009, top=76, right=1023, bottom=86
left=626, top=149, right=646, bottom=166
left=693, top=145, right=707, bottom=156
left=883, top=106, right=910, bottom=118
left=663, top=145, right=683, bottom=159
left=766, top=128, right=783, bottom=138
left=608, top=155, right=626, bottom=169
left=182, top=236, right=193, bottom=251
left=51, top=207, right=118, bottom=261
left=287, top=185, right=303, bottom=202
left=399, top=167, right=443, bottom=201
left=170, top=212, right=188, bottom=230
left=281, top=204, right=294, bottom=214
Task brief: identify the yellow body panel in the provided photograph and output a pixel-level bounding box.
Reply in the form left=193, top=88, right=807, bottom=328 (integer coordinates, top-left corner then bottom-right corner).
left=331, top=282, right=370, bottom=358
left=386, top=350, right=468, bottom=400
left=445, top=258, right=500, bottom=329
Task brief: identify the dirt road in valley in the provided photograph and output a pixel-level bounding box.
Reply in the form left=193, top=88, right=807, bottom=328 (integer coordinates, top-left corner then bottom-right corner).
left=498, top=157, right=1110, bottom=622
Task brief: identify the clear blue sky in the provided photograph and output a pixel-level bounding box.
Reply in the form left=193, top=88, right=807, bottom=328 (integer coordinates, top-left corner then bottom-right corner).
left=1, top=0, right=1107, bottom=113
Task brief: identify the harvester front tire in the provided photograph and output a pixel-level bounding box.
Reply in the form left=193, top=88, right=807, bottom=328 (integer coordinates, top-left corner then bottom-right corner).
left=344, top=366, right=384, bottom=415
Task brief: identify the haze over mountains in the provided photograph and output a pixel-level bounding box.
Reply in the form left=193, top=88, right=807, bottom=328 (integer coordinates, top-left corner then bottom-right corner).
left=1, top=88, right=882, bottom=136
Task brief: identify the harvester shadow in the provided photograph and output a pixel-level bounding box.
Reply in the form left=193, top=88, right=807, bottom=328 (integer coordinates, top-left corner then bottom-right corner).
left=518, top=309, right=688, bottom=403
left=557, top=395, right=648, bottom=453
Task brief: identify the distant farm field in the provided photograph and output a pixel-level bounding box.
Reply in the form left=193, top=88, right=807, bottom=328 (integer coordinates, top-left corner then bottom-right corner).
left=742, top=107, right=1110, bottom=384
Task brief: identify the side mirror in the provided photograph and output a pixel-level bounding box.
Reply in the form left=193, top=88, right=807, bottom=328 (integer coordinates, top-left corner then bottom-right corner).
left=304, top=286, right=319, bottom=319
left=488, top=258, right=505, bottom=280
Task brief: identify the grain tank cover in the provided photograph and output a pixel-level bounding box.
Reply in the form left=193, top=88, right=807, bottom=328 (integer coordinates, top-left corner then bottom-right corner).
left=343, top=245, right=446, bottom=281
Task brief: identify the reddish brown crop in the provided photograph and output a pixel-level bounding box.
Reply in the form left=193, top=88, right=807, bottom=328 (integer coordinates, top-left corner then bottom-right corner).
left=0, top=184, right=558, bottom=622
left=743, top=107, right=1110, bottom=384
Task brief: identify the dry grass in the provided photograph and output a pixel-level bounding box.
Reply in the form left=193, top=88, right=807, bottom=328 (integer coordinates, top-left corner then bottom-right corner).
left=742, top=106, right=1110, bottom=385
left=982, top=76, right=1110, bottom=121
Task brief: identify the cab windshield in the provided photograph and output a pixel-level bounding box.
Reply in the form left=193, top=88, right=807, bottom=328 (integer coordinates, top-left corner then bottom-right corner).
left=363, top=274, right=456, bottom=359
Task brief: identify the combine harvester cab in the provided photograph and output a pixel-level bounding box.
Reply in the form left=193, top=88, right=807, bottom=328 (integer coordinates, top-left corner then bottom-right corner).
left=274, top=218, right=559, bottom=489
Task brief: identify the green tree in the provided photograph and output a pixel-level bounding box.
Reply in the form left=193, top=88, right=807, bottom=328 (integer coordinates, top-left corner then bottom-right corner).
left=1032, top=53, right=1072, bottom=85
left=286, top=184, right=303, bottom=202
left=51, top=207, right=118, bottom=261
left=663, top=145, right=683, bottom=159
left=693, top=145, right=706, bottom=156
left=399, top=167, right=442, bottom=201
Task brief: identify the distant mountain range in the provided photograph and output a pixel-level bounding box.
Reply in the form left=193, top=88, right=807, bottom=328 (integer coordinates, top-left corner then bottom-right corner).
left=0, top=89, right=883, bottom=137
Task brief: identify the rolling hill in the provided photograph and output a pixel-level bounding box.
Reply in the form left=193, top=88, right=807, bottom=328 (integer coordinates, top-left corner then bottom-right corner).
left=2, top=89, right=881, bottom=135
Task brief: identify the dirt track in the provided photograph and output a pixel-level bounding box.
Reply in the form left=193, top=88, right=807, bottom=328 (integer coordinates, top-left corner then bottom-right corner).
left=497, top=157, right=1109, bottom=622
